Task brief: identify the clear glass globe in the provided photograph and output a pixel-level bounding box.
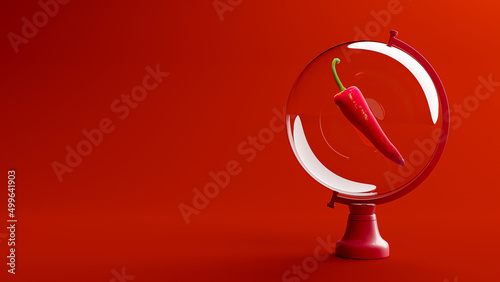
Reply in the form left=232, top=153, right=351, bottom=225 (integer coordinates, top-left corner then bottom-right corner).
left=286, top=40, right=446, bottom=202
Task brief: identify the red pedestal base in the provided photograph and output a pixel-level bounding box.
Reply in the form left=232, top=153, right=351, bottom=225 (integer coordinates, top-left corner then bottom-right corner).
left=335, top=203, right=389, bottom=259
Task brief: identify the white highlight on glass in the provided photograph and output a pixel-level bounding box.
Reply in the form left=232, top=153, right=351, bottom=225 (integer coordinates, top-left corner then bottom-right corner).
left=290, top=115, right=376, bottom=194
left=348, top=42, right=439, bottom=124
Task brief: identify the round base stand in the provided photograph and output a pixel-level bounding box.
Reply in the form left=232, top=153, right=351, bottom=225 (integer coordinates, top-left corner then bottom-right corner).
left=335, top=203, right=389, bottom=259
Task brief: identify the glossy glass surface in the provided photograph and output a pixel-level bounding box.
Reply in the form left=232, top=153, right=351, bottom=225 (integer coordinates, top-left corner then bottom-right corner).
left=286, top=41, right=444, bottom=199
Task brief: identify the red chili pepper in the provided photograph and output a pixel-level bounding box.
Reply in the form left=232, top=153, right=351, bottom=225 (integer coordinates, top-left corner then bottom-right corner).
left=331, top=58, right=405, bottom=166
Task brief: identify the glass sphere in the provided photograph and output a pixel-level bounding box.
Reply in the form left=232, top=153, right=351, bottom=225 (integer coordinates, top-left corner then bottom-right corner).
left=286, top=40, right=447, bottom=202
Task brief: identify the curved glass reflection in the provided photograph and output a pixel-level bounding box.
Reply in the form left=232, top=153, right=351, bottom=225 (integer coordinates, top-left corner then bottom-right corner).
left=286, top=40, right=442, bottom=198
left=290, top=115, right=377, bottom=194
left=348, top=42, right=439, bottom=124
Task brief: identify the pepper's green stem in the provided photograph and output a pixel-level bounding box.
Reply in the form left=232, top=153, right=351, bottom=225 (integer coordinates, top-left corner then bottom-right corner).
left=331, top=58, right=346, bottom=91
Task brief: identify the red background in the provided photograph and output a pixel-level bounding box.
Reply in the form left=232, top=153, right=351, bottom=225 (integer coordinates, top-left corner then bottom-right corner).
left=1, top=0, right=499, bottom=281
